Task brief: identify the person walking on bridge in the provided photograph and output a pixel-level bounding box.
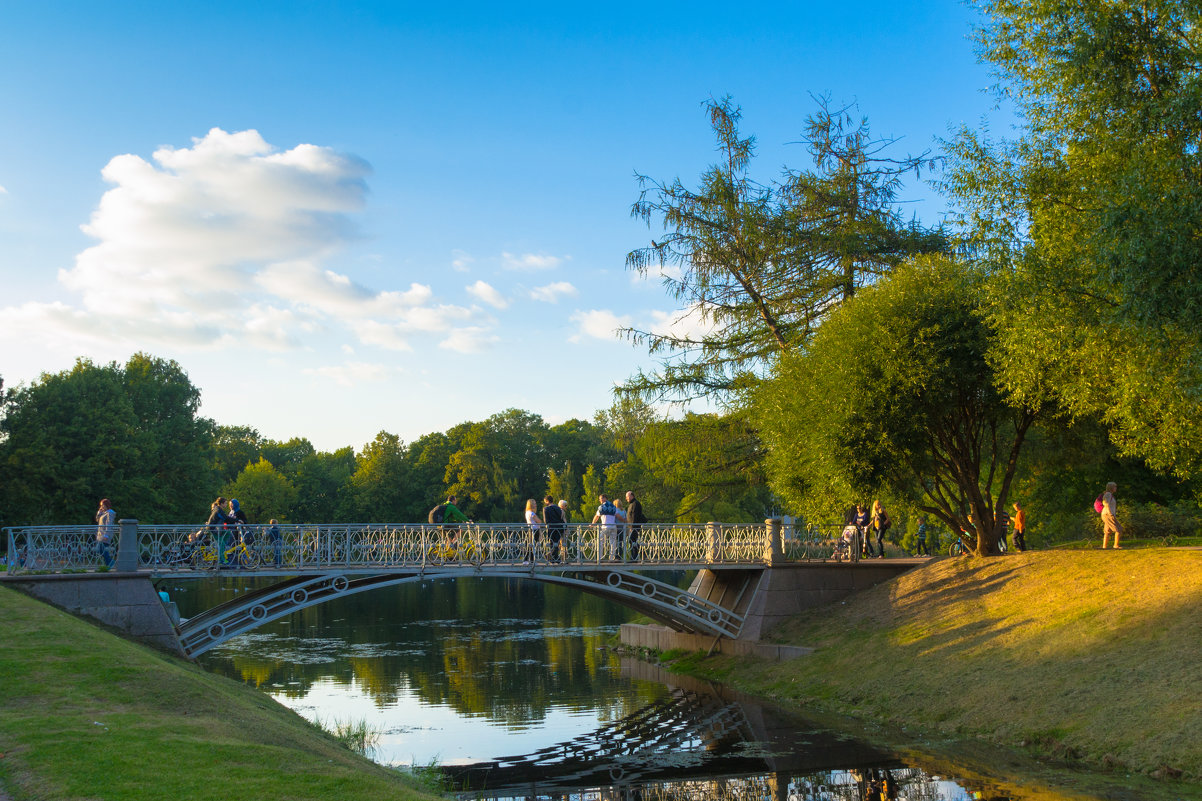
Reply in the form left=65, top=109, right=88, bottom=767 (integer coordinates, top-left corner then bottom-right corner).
left=95, top=498, right=115, bottom=568
left=543, top=495, right=565, bottom=562
left=625, top=491, right=645, bottom=561
left=592, top=494, right=619, bottom=561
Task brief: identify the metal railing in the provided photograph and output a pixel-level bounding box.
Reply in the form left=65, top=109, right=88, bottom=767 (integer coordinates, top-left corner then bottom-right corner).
left=4, top=520, right=778, bottom=574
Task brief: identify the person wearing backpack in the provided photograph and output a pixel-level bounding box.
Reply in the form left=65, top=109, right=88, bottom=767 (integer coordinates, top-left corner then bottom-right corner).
left=871, top=500, right=891, bottom=559
left=430, top=495, right=470, bottom=547
left=1099, top=482, right=1124, bottom=549
left=591, top=494, right=619, bottom=561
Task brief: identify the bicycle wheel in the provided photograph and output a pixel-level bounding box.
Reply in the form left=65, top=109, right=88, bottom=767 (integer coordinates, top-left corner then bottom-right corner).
left=240, top=545, right=261, bottom=569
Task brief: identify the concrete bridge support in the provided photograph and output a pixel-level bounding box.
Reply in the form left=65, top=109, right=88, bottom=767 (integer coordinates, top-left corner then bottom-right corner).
left=621, top=558, right=920, bottom=658
left=11, top=574, right=184, bottom=657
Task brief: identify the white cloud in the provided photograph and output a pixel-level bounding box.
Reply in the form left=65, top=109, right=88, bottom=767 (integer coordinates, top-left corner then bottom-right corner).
left=569, top=309, right=631, bottom=343
left=466, top=280, right=509, bottom=309
left=530, top=281, right=578, bottom=303
left=503, top=251, right=564, bottom=271
left=451, top=249, right=474, bottom=272
left=647, top=303, right=718, bottom=342
left=0, top=184, right=8, bottom=195
left=0, top=128, right=501, bottom=357
left=302, top=361, right=397, bottom=387
left=439, top=327, right=499, bottom=353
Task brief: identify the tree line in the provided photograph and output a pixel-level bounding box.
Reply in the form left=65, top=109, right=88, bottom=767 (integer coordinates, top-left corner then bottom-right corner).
left=0, top=356, right=771, bottom=528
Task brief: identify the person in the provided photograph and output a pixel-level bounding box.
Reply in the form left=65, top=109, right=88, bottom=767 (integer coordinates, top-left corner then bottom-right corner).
left=613, top=498, right=629, bottom=560
left=542, top=495, right=565, bottom=562
left=229, top=498, right=251, bottom=559
left=853, top=503, right=871, bottom=557
left=871, top=500, right=891, bottom=559
left=591, top=494, right=619, bottom=561
left=1100, top=482, right=1123, bottom=549
left=206, top=497, right=232, bottom=566
left=441, top=495, right=471, bottom=548
left=268, top=519, right=282, bottom=566
left=625, top=491, right=646, bottom=561
left=523, top=498, right=542, bottom=563
left=95, top=498, right=115, bottom=568
left=915, top=516, right=929, bottom=556
left=1010, top=502, right=1027, bottom=551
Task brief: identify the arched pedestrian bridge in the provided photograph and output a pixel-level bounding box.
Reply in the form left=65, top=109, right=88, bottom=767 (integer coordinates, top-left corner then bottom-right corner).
left=3, top=520, right=922, bottom=658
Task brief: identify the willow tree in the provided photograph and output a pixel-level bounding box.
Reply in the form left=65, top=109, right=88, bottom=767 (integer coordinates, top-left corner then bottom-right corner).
left=945, top=0, right=1202, bottom=478
left=752, top=257, right=1035, bottom=555
left=623, top=95, right=944, bottom=404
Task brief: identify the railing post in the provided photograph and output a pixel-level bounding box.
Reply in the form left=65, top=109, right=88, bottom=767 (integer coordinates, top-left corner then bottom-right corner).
left=706, top=521, right=721, bottom=563
left=764, top=517, right=783, bottom=565
left=115, top=519, right=139, bottom=572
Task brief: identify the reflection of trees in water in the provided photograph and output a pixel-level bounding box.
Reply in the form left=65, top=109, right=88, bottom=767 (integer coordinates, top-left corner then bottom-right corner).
left=189, top=576, right=655, bottom=724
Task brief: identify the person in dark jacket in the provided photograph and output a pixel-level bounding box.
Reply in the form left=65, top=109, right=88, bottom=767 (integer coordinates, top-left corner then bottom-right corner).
left=625, top=491, right=646, bottom=561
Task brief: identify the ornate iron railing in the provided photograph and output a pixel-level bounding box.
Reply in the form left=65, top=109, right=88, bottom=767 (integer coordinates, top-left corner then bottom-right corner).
left=4, top=520, right=778, bottom=574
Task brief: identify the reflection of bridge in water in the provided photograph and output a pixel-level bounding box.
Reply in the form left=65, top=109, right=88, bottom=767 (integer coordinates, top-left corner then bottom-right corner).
left=4, top=521, right=922, bottom=659
left=445, top=660, right=945, bottom=801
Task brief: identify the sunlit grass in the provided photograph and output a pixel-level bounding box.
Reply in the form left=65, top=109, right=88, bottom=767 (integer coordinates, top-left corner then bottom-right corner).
left=696, top=550, right=1202, bottom=781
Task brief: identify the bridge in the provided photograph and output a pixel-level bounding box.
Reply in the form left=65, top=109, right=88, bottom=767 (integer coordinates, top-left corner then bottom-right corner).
left=3, top=519, right=922, bottom=659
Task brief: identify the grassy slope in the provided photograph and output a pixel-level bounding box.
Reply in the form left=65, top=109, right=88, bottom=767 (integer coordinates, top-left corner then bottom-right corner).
left=679, top=550, right=1202, bottom=779
left=0, top=586, right=442, bottom=801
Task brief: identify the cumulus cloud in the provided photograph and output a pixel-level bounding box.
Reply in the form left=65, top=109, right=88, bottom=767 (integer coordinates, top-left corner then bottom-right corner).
left=569, top=309, right=631, bottom=343
left=466, top=280, right=509, bottom=309
left=503, top=251, right=564, bottom=271
left=647, top=303, right=718, bottom=342
left=530, top=281, right=578, bottom=303
left=0, top=128, right=493, bottom=356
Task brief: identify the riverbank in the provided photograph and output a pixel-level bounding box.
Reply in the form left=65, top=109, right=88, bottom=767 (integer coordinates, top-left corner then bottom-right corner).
left=662, top=549, right=1202, bottom=788
left=0, top=586, right=441, bottom=801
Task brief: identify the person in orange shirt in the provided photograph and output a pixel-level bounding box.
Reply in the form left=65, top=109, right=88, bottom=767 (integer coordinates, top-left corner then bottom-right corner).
left=1010, top=501, right=1027, bottom=551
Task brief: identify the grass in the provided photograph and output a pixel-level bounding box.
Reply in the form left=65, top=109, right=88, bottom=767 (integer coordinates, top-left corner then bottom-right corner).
left=659, top=549, right=1202, bottom=786
left=0, top=586, right=443, bottom=801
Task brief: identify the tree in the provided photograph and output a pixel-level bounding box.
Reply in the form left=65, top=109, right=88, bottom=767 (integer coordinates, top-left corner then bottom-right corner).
left=945, top=0, right=1202, bottom=477
left=752, top=257, right=1035, bottom=554
left=346, top=432, right=411, bottom=522
left=623, top=95, right=943, bottom=403
left=222, top=458, right=299, bottom=523
left=291, top=447, right=356, bottom=522
left=212, top=425, right=264, bottom=486
left=0, top=355, right=215, bottom=526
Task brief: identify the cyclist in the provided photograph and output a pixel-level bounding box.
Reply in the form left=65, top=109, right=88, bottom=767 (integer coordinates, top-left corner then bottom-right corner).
left=440, top=495, right=471, bottom=547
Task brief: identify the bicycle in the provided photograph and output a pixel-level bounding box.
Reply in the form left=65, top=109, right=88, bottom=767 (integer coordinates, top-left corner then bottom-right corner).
left=189, top=536, right=261, bottom=569
left=948, top=534, right=973, bottom=556
left=427, top=525, right=485, bottom=566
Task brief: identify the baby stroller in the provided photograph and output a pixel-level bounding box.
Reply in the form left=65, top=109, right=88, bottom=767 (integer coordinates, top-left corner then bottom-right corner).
left=833, top=525, right=857, bottom=562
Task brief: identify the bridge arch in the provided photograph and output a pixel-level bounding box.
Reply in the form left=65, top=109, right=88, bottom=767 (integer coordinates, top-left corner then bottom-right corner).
left=176, top=569, right=757, bottom=658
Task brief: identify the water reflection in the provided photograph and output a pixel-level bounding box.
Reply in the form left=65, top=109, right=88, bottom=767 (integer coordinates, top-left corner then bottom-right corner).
left=175, top=577, right=1034, bottom=800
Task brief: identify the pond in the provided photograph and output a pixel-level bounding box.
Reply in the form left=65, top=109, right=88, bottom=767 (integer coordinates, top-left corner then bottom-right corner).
left=167, top=575, right=1127, bottom=800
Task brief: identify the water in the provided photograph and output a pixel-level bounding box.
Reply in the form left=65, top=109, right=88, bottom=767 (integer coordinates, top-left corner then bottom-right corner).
left=170, top=576, right=1116, bottom=800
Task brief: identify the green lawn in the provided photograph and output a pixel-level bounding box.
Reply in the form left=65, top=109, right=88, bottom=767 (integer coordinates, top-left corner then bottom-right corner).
left=0, top=586, right=443, bottom=801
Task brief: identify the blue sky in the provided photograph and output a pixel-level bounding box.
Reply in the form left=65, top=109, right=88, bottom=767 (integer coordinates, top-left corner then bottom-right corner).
left=0, top=1, right=1007, bottom=452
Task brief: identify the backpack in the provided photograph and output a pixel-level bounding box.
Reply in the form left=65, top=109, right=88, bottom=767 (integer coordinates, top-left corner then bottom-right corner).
left=428, top=504, right=446, bottom=524
left=1094, top=494, right=1105, bottom=514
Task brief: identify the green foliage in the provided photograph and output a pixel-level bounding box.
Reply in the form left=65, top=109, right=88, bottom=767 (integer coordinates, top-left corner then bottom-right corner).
left=752, top=257, right=1034, bottom=552
left=222, top=458, right=299, bottom=523
left=624, top=95, right=944, bottom=403
left=945, top=0, right=1202, bottom=478
left=0, top=354, right=214, bottom=526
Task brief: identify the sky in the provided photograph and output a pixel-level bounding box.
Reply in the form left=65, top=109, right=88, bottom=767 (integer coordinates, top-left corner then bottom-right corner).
left=0, top=1, right=1009, bottom=453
